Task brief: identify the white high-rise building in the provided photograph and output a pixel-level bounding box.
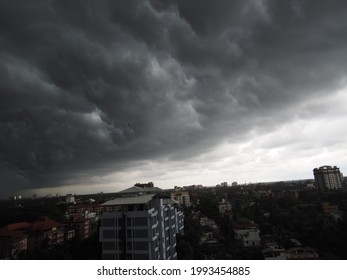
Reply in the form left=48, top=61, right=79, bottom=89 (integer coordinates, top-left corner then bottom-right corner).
left=313, top=165, right=344, bottom=191
left=99, top=192, right=184, bottom=260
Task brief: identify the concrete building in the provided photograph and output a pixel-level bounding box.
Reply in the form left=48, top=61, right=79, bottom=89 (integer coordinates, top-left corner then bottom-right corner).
left=218, top=199, right=232, bottom=217
left=67, top=215, right=91, bottom=241
left=27, top=216, right=64, bottom=251
left=0, top=223, right=28, bottom=259
left=285, top=247, right=319, bottom=260
left=0, top=216, right=64, bottom=258
left=233, top=219, right=261, bottom=247
left=313, top=165, right=343, bottom=191
left=68, top=203, right=103, bottom=216
left=262, top=243, right=286, bottom=260
left=99, top=192, right=184, bottom=260
left=65, top=194, right=75, bottom=204
left=170, top=191, right=191, bottom=208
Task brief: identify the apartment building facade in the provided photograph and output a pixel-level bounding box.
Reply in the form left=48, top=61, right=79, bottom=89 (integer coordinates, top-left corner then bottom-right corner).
left=99, top=193, right=184, bottom=260
left=170, top=191, right=191, bottom=208
left=313, top=165, right=344, bottom=191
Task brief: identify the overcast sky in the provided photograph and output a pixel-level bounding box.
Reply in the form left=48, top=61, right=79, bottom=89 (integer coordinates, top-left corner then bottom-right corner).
left=1, top=0, right=347, bottom=198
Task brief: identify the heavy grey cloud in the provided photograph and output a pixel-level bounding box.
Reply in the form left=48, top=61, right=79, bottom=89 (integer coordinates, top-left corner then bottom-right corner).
left=1, top=0, right=347, bottom=196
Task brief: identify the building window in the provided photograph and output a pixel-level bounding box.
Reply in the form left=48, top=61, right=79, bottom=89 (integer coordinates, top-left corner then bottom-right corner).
left=134, top=229, right=148, bottom=238
left=134, top=242, right=149, bottom=250
left=128, top=205, right=135, bottom=211
left=152, top=216, right=157, bottom=224
left=103, top=218, right=115, bottom=227
left=103, top=242, right=116, bottom=250
left=134, top=217, right=147, bottom=226
left=103, top=230, right=115, bottom=239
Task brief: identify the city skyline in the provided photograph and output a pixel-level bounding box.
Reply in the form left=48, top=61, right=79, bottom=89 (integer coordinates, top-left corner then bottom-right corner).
left=1, top=1, right=347, bottom=198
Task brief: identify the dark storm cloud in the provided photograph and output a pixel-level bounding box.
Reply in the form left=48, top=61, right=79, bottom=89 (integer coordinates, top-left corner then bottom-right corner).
left=1, top=0, right=347, bottom=195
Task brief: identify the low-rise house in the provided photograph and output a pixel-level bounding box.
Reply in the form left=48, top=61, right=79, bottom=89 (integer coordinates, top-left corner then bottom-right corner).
left=0, top=222, right=29, bottom=259
left=27, top=216, right=64, bottom=251
left=0, top=216, right=65, bottom=258
left=200, top=217, right=217, bottom=228
left=285, top=247, right=319, bottom=260
left=262, top=243, right=286, bottom=260
left=233, top=219, right=261, bottom=247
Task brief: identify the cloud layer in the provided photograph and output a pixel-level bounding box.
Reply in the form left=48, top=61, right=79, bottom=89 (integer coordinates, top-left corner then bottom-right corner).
left=1, top=0, right=347, bottom=196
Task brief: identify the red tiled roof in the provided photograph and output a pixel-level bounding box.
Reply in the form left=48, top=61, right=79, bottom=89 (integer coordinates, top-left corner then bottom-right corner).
left=29, top=216, right=62, bottom=231
left=0, top=228, right=27, bottom=239
left=0, top=216, right=63, bottom=237
left=0, top=222, right=29, bottom=239
left=2, top=222, right=31, bottom=231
